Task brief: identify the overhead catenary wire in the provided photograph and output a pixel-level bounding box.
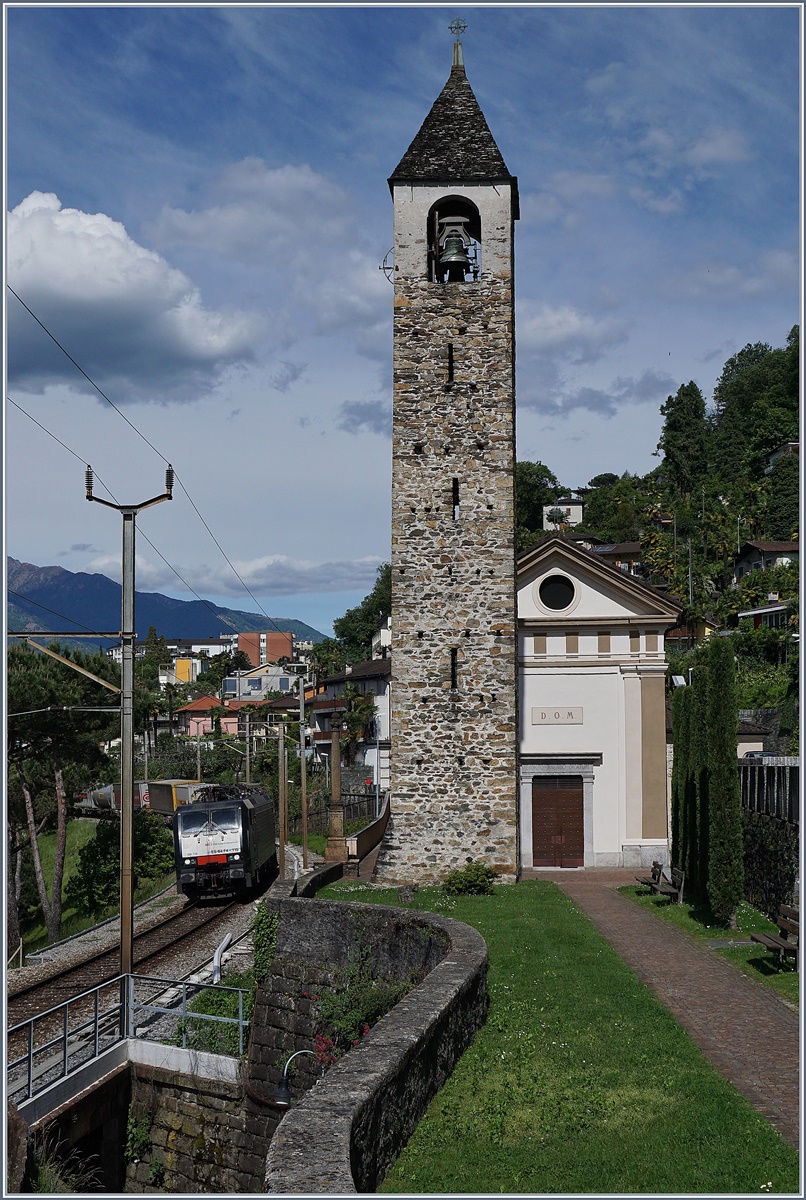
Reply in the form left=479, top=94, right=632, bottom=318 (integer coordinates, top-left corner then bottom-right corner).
left=7, top=287, right=291, bottom=637
left=8, top=398, right=238, bottom=631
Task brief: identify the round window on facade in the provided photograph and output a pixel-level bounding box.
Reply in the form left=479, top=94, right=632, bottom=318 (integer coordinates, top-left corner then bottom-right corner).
left=538, top=574, right=575, bottom=611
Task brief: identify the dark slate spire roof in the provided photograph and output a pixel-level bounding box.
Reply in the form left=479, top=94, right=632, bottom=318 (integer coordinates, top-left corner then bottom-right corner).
left=389, top=62, right=518, bottom=205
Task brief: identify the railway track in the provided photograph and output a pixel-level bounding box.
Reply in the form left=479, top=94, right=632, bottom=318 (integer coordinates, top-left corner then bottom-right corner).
left=7, top=897, right=243, bottom=1029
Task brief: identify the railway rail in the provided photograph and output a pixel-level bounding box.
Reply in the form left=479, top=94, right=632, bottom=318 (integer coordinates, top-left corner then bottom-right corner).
left=7, top=898, right=241, bottom=1030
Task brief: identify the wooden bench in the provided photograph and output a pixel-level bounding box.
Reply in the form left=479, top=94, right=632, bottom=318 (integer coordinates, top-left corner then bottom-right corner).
left=750, top=905, right=799, bottom=967
left=653, top=867, right=685, bottom=906
left=635, top=861, right=664, bottom=889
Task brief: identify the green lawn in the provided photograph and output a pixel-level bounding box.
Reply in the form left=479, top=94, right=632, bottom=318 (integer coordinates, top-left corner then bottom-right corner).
left=320, top=879, right=799, bottom=1195
left=621, top=886, right=799, bottom=1005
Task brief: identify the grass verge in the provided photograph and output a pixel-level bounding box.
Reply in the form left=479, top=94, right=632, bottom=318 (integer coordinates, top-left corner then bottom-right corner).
left=320, top=879, right=799, bottom=1195
left=621, top=886, right=798, bottom=1005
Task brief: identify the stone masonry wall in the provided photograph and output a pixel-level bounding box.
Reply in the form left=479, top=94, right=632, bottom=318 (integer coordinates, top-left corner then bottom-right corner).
left=126, top=1063, right=270, bottom=1194
left=379, top=239, right=519, bottom=883
left=265, top=902, right=489, bottom=1193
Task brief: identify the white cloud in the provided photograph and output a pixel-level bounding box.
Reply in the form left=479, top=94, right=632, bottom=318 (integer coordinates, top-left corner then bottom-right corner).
left=7, top=192, right=262, bottom=400
left=675, top=249, right=799, bottom=300
left=88, top=551, right=384, bottom=598
left=520, top=367, right=676, bottom=419
left=151, top=159, right=390, bottom=357
left=337, top=399, right=392, bottom=437
left=517, top=301, right=630, bottom=364
left=685, top=128, right=749, bottom=168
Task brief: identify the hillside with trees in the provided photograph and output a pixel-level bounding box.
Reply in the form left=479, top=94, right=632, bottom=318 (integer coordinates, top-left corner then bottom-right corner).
left=516, top=326, right=799, bottom=622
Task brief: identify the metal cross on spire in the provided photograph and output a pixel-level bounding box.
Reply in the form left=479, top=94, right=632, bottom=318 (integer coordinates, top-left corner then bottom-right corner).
left=449, top=16, right=467, bottom=67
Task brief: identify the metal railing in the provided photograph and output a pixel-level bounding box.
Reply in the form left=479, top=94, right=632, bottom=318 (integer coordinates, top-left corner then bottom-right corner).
left=740, top=759, right=799, bottom=825
left=7, top=973, right=251, bottom=1106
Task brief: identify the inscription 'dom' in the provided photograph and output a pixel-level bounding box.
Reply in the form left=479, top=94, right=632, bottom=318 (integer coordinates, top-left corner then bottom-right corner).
left=532, top=707, right=583, bottom=725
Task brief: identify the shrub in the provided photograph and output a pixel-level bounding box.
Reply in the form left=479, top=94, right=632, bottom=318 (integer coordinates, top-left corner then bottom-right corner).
left=64, top=809, right=173, bottom=917
left=314, top=951, right=412, bottom=1052
left=173, top=970, right=255, bottom=1056
left=442, top=861, right=498, bottom=895
left=705, top=637, right=744, bottom=927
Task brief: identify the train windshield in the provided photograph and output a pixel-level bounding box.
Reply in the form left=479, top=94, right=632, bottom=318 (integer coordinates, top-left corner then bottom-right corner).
left=179, top=807, right=241, bottom=837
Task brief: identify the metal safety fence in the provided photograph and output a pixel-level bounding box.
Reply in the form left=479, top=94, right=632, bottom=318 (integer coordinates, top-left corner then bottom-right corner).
left=7, top=974, right=251, bottom=1107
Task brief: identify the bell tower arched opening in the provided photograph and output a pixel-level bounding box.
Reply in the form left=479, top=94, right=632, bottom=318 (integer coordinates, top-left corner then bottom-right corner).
left=428, top=196, right=481, bottom=283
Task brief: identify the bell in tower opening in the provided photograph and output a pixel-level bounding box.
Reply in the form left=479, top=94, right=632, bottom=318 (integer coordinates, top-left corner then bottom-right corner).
left=429, top=197, right=480, bottom=282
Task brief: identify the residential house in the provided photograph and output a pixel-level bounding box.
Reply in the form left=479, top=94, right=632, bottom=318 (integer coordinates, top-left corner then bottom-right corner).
left=733, top=541, right=799, bottom=585
left=765, top=441, right=799, bottom=474
left=542, top=497, right=585, bottom=530
left=586, top=542, right=644, bottom=577
left=311, top=659, right=391, bottom=790
left=175, top=695, right=240, bottom=737
left=237, top=630, right=294, bottom=667
left=221, top=661, right=305, bottom=702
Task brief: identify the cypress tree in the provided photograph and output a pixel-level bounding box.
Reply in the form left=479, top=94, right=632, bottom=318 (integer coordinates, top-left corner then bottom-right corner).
left=705, top=636, right=745, bottom=926
left=670, top=686, right=688, bottom=870
left=692, top=665, right=710, bottom=900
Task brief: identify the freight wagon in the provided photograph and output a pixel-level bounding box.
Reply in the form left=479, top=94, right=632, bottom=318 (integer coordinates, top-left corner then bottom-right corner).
left=147, top=779, right=203, bottom=816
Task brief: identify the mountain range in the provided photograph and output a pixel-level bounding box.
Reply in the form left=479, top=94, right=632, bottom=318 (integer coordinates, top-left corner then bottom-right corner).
left=7, top=558, right=326, bottom=646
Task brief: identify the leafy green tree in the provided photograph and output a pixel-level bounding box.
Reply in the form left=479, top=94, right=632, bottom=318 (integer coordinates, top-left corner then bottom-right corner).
left=705, top=636, right=744, bottom=927
left=340, top=685, right=378, bottom=766
left=7, top=643, right=118, bottom=941
left=656, top=381, right=710, bottom=499
left=765, top=455, right=799, bottom=540
left=716, top=561, right=799, bottom=624
left=332, top=563, right=391, bottom=663
left=586, top=472, right=619, bottom=490
left=670, top=685, right=687, bottom=871
left=710, top=331, right=799, bottom=486
left=309, top=637, right=349, bottom=684
left=515, top=460, right=563, bottom=551
left=64, top=810, right=174, bottom=917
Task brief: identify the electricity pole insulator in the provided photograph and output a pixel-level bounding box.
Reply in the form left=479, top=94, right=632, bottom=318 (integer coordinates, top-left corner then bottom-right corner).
left=85, top=466, right=94, bottom=499
left=165, top=465, right=174, bottom=496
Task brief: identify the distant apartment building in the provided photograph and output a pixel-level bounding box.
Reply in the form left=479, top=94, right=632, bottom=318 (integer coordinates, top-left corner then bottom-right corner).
left=237, top=630, right=294, bottom=667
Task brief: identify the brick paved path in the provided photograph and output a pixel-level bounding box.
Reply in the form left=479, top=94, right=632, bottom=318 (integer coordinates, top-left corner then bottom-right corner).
left=533, top=868, right=800, bottom=1149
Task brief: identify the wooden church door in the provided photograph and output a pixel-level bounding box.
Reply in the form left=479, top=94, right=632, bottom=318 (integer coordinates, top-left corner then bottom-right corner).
left=532, top=776, right=584, bottom=867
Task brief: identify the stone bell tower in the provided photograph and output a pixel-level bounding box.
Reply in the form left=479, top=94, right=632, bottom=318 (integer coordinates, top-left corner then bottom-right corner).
left=375, top=27, right=519, bottom=884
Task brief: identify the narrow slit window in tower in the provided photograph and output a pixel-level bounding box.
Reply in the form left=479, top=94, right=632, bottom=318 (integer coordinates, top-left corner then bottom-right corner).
left=452, top=477, right=460, bottom=520
left=447, top=343, right=454, bottom=382
left=450, top=648, right=458, bottom=689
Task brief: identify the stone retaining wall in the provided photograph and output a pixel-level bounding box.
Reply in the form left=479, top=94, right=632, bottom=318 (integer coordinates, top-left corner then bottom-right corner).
left=264, top=901, right=488, bottom=1193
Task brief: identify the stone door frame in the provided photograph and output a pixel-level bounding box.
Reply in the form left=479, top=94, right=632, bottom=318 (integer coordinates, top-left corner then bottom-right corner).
left=519, top=754, right=602, bottom=869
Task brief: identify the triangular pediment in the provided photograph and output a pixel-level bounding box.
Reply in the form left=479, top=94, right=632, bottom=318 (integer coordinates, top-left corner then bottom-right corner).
left=517, top=537, right=683, bottom=624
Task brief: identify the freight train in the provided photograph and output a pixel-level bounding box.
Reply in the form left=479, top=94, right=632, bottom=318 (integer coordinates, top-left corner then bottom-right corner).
left=173, top=783, right=276, bottom=899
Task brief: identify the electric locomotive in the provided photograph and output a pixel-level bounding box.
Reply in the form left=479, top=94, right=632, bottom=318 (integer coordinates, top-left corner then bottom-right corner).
left=173, top=783, right=276, bottom=899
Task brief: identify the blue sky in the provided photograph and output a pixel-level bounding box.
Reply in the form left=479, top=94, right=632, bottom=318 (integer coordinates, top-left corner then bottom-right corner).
left=4, top=4, right=802, bottom=636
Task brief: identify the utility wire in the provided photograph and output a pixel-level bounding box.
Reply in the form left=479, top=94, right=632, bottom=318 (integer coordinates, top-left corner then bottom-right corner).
left=8, top=288, right=289, bottom=636
left=10, top=395, right=238, bottom=632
